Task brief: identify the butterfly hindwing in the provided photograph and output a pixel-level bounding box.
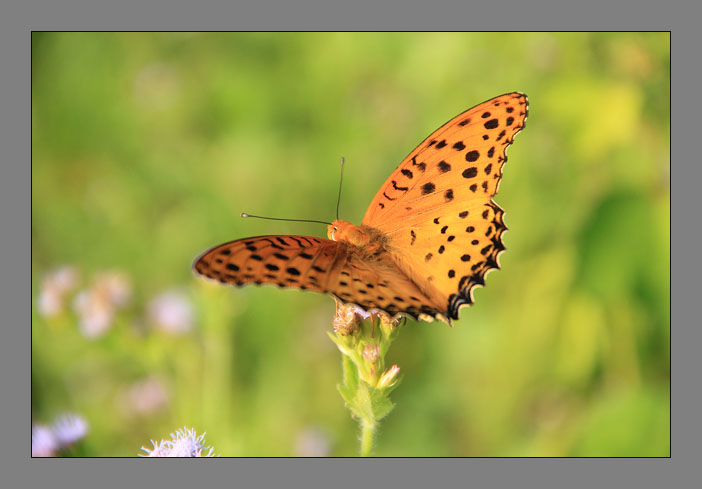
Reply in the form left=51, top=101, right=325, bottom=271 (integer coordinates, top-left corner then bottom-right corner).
left=383, top=201, right=507, bottom=319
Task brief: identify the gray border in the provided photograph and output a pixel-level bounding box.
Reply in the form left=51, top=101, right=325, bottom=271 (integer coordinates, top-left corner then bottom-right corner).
left=7, top=2, right=686, bottom=489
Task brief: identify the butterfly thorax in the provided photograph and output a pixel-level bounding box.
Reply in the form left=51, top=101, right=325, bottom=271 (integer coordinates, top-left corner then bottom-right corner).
left=328, top=220, right=385, bottom=254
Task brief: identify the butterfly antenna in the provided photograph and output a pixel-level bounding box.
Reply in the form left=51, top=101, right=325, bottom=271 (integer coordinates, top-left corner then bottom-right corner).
left=336, top=157, right=345, bottom=221
left=240, top=213, right=331, bottom=226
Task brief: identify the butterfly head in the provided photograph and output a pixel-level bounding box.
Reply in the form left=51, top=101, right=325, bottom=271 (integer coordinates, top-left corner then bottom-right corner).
left=328, top=220, right=372, bottom=247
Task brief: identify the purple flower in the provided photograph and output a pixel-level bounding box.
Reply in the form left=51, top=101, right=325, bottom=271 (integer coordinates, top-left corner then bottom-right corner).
left=147, top=290, right=194, bottom=335
left=52, top=413, right=89, bottom=446
left=32, top=424, right=58, bottom=457
left=32, top=413, right=88, bottom=456
left=140, top=427, right=216, bottom=457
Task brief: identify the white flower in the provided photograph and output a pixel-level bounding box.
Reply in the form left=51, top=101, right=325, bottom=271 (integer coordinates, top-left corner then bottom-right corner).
left=73, top=290, right=115, bottom=338
left=148, top=290, right=194, bottom=335
left=73, top=271, right=131, bottom=339
left=37, top=266, right=79, bottom=317
left=32, top=413, right=88, bottom=456
left=140, top=427, right=216, bottom=457
left=97, top=271, right=132, bottom=307
left=32, top=424, right=58, bottom=457
left=140, top=440, right=172, bottom=457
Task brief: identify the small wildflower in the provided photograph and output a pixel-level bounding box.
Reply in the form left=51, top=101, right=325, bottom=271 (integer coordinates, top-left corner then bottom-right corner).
left=73, top=290, right=114, bottom=338
left=37, top=266, right=79, bottom=318
left=140, top=439, right=171, bottom=457
left=98, top=271, right=132, bottom=307
left=73, top=271, right=131, bottom=339
left=32, top=424, right=58, bottom=457
left=377, top=364, right=401, bottom=389
left=52, top=413, right=89, bottom=446
left=140, top=427, right=216, bottom=457
left=148, top=290, right=194, bottom=335
left=32, top=412, right=88, bottom=456
left=125, top=377, right=169, bottom=416
left=294, top=427, right=331, bottom=457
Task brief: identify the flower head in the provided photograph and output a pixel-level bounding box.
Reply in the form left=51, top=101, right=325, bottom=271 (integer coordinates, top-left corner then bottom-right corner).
left=140, top=427, right=216, bottom=457
left=32, top=424, right=58, bottom=457
left=52, top=413, right=89, bottom=446
left=32, top=412, right=88, bottom=457
left=37, top=266, right=79, bottom=318
left=140, top=439, right=171, bottom=457
left=73, top=271, right=131, bottom=339
left=333, top=301, right=370, bottom=335
left=148, top=290, right=195, bottom=335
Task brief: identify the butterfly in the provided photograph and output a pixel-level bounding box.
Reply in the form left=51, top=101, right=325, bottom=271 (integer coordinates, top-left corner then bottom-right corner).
left=194, top=92, right=528, bottom=323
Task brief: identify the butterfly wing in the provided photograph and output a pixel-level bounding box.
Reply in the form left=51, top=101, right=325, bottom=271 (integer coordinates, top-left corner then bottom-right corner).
left=362, top=92, right=528, bottom=319
left=194, top=235, right=441, bottom=319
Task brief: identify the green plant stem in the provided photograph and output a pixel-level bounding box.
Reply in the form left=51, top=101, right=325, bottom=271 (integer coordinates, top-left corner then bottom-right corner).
left=360, top=419, right=376, bottom=457
left=331, top=306, right=402, bottom=457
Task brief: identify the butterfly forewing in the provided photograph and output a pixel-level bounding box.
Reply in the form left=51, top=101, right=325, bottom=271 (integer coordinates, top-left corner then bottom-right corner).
left=363, top=92, right=527, bottom=227
left=362, top=92, right=528, bottom=319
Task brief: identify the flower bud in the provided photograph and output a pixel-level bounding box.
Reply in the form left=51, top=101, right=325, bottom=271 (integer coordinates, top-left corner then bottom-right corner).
left=377, top=364, right=400, bottom=389
left=362, top=344, right=380, bottom=363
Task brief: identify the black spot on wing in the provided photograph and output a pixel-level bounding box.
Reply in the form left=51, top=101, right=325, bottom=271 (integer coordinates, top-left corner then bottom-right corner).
left=463, top=167, right=478, bottom=179
left=465, top=151, right=480, bottom=162
left=437, top=161, right=451, bottom=173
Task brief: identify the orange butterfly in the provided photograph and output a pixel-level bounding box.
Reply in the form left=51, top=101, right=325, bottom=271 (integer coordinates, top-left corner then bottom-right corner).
left=194, top=92, right=528, bottom=323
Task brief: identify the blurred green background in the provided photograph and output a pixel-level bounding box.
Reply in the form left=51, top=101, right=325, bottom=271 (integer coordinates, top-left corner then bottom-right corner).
left=31, top=32, right=670, bottom=456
